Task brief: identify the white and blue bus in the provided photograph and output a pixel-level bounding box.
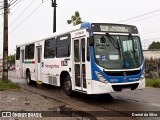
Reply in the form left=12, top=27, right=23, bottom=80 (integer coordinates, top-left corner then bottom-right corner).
left=16, top=22, right=145, bottom=96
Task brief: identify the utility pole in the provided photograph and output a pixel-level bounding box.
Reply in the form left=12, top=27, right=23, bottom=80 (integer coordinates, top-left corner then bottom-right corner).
left=2, top=0, right=8, bottom=81
left=51, top=0, right=57, bottom=33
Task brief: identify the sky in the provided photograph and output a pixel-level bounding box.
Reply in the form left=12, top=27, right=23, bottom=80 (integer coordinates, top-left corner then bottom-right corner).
left=1, top=0, right=160, bottom=58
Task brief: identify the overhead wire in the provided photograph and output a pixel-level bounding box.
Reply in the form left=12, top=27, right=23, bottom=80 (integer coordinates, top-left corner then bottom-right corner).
left=117, top=8, right=160, bottom=23
left=1, top=1, right=160, bottom=42
left=9, top=0, right=49, bottom=34
left=125, top=13, right=160, bottom=24
left=9, top=0, right=36, bottom=27
left=0, top=0, right=25, bottom=35
left=9, top=0, right=24, bottom=16
left=141, top=29, right=160, bottom=35
left=0, top=0, right=23, bottom=29
left=8, top=0, right=19, bottom=9
left=0, top=0, right=48, bottom=41
left=117, top=8, right=160, bottom=38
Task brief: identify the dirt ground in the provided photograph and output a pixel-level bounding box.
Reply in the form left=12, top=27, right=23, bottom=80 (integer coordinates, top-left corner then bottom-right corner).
left=1, top=71, right=160, bottom=120
left=0, top=89, right=81, bottom=120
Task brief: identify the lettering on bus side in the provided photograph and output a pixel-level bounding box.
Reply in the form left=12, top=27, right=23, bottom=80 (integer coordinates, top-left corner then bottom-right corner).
left=45, top=64, right=59, bottom=69
left=75, top=31, right=84, bottom=36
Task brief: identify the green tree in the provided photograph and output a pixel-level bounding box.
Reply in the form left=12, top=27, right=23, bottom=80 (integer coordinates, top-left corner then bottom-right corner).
left=67, top=11, right=83, bottom=26
left=8, top=54, right=15, bottom=66
left=148, top=41, right=160, bottom=50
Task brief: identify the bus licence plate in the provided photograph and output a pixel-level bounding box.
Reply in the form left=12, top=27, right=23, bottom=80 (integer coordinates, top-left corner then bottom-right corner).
left=122, top=87, right=131, bottom=91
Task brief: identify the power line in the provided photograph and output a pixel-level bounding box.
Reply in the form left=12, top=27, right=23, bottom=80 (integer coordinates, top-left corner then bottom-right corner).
left=117, top=8, right=160, bottom=23
left=8, top=0, right=20, bottom=10
left=9, top=0, right=16, bottom=4
left=9, top=0, right=49, bottom=34
left=0, top=0, right=20, bottom=26
left=141, top=26, right=160, bottom=33
left=143, top=37, right=160, bottom=40
left=0, top=0, right=17, bottom=10
left=125, top=13, right=160, bottom=24
left=9, top=0, right=24, bottom=16
left=9, top=0, right=36, bottom=27
left=0, top=0, right=48, bottom=41
left=141, top=29, right=160, bottom=35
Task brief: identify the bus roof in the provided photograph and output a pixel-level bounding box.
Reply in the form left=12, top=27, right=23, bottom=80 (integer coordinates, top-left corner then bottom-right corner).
left=16, top=22, right=138, bottom=47
left=16, top=22, right=91, bottom=47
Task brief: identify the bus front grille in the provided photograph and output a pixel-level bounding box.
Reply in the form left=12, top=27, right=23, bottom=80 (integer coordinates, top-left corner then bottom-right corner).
left=104, top=70, right=141, bottom=76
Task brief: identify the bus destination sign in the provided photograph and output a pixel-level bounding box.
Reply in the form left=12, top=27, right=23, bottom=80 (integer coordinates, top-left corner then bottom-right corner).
left=91, top=23, right=138, bottom=34
left=100, top=25, right=129, bottom=32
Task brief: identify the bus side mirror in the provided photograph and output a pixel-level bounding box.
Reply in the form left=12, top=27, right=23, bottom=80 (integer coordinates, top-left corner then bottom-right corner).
left=88, top=36, right=94, bottom=46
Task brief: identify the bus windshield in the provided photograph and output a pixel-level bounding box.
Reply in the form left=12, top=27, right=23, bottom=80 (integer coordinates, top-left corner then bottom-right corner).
left=94, top=34, right=143, bottom=69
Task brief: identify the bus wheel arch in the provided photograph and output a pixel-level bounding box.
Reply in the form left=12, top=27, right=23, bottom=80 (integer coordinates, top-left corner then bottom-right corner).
left=60, top=71, right=72, bottom=96
left=26, top=68, right=31, bottom=85
left=26, top=68, right=35, bottom=85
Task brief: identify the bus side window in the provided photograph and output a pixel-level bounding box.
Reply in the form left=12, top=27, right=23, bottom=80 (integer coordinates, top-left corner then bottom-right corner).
left=28, top=44, right=35, bottom=59
left=16, top=47, right=20, bottom=60
left=25, top=45, right=28, bottom=60
left=44, top=38, right=56, bottom=58
left=56, top=34, right=71, bottom=58
left=57, top=46, right=70, bottom=57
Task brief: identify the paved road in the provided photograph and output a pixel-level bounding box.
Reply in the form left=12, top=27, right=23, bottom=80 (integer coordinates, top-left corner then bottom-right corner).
left=5, top=71, right=160, bottom=120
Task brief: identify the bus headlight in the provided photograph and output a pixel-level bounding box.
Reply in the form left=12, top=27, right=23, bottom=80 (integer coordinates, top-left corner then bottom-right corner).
left=95, top=71, right=108, bottom=83
left=140, top=70, right=145, bottom=81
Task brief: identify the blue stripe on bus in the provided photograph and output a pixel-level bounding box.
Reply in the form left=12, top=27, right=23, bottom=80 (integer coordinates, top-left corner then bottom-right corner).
left=90, top=46, right=145, bottom=83
left=80, top=22, right=92, bottom=36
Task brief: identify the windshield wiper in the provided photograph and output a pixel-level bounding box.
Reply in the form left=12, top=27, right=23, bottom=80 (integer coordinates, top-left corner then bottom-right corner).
left=106, top=33, right=118, bottom=49
left=129, top=33, right=136, bottom=58
left=105, top=33, right=121, bottom=58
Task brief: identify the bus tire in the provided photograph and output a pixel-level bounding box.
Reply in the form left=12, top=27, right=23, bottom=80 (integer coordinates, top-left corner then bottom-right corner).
left=63, top=76, right=73, bottom=96
left=26, top=71, right=34, bottom=85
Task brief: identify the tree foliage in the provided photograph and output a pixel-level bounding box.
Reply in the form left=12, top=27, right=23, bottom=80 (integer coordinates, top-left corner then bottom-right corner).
left=67, top=11, right=83, bottom=26
left=148, top=41, right=160, bottom=50
left=8, top=54, right=15, bottom=66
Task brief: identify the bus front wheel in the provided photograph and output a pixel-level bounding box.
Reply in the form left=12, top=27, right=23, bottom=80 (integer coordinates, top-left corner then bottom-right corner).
left=63, top=76, right=73, bottom=96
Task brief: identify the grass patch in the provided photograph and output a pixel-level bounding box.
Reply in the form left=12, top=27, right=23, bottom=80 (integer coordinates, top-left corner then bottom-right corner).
left=146, top=79, right=160, bottom=88
left=0, top=78, right=21, bottom=91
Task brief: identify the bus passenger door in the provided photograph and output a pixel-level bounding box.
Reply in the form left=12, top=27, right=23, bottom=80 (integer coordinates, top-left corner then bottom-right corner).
left=36, top=46, right=42, bottom=81
left=73, top=38, right=87, bottom=92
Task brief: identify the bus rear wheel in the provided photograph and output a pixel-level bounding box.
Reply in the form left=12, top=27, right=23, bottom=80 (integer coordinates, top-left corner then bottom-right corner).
left=26, top=71, right=35, bottom=85
left=63, top=76, right=73, bottom=96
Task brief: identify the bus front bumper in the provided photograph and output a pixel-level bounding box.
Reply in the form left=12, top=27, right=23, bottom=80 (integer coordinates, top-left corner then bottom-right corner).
left=86, top=78, right=145, bottom=94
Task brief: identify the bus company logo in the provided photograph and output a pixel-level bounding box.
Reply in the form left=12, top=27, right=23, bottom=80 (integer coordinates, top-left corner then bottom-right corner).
left=123, top=72, right=127, bottom=81
left=61, top=61, right=68, bottom=66
left=45, top=64, right=59, bottom=69
left=123, top=72, right=127, bottom=76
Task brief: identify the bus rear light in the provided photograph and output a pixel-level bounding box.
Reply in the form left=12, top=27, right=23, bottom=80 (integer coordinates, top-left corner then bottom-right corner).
left=95, top=71, right=108, bottom=83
